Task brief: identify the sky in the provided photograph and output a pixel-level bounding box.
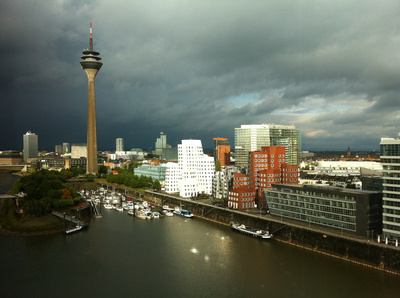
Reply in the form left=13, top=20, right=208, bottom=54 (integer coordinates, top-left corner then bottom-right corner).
left=1, top=0, right=400, bottom=152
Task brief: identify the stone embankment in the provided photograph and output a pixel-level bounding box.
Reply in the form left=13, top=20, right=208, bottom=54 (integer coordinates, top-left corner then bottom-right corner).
left=142, top=189, right=400, bottom=276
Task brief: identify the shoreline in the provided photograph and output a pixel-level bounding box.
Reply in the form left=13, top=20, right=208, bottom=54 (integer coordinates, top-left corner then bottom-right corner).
left=192, top=211, right=400, bottom=277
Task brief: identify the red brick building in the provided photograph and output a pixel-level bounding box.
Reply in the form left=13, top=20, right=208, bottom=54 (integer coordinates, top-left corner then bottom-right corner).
left=217, top=145, right=231, bottom=166
left=230, top=146, right=299, bottom=210
left=228, top=186, right=256, bottom=209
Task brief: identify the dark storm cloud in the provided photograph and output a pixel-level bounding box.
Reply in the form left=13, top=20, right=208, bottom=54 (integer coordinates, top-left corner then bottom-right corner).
left=1, top=0, right=400, bottom=152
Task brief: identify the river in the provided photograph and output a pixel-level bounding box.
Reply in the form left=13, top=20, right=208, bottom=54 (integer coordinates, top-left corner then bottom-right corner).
left=0, top=173, right=400, bottom=297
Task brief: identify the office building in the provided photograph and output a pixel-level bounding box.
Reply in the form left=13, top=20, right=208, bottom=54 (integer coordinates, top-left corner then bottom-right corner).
left=155, top=132, right=167, bottom=155
left=134, top=164, right=167, bottom=182
left=23, top=131, right=38, bottom=162
left=116, top=138, right=124, bottom=152
left=165, top=139, right=215, bottom=197
left=234, top=124, right=301, bottom=168
left=80, top=23, right=102, bottom=174
left=265, top=184, right=382, bottom=237
left=212, top=165, right=238, bottom=202
left=213, top=138, right=231, bottom=166
left=71, top=144, right=87, bottom=159
left=55, top=145, right=62, bottom=155
left=380, top=137, right=400, bottom=244
left=229, top=146, right=299, bottom=209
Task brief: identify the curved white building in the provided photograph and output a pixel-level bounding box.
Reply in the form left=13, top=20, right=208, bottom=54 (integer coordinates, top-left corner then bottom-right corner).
left=165, top=140, right=215, bottom=198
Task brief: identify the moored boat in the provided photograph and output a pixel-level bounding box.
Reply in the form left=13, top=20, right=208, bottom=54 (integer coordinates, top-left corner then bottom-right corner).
left=230, top=222, right=273, bottom=239
left=64, top=225, right=84, bottom=234
left=173, top=207, right=194, bottom=218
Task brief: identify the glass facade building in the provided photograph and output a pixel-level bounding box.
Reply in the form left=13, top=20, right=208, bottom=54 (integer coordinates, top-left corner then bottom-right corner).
left=380, top=137, right=400, bottom=243
left=266, top=184, right=382, bottom=236
left=234, top=124, right=301, bottom=168
left=134, top=164, right=167, bottom=182
left=23, top=131, right=38, bottom=162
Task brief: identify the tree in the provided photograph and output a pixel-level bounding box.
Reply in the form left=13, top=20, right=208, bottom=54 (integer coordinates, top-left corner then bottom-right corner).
left=153, top=180, right=161, bottom=190
left=98, top=165, right=108, bottom=175
left=61, top=189, right=73, bottom=200
left=215, top=159, right=222, bottom=172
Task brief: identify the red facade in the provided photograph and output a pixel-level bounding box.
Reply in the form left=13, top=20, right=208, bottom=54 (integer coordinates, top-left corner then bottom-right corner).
left=232, top=146, right=299, bottom=209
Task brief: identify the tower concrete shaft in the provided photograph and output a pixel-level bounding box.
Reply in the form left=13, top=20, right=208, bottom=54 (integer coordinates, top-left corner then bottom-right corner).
left=80, top=23, right=102, bottom=174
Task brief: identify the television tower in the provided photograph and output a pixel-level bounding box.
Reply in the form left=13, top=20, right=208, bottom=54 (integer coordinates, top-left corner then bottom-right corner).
left=80, top=23, right=102, bottom=174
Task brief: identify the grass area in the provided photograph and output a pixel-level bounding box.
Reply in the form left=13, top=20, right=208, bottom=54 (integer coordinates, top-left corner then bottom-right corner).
left=0, top=198, right=65, bottom=235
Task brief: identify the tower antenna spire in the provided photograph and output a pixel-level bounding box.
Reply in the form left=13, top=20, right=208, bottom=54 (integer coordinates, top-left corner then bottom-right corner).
left=89, top=22, right=93, bottom=51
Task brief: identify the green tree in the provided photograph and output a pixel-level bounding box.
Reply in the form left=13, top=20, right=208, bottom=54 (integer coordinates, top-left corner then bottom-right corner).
left=215, top=159, right=222, bottom=172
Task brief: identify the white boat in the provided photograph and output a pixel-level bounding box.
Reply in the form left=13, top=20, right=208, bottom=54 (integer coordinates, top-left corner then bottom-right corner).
left=64, top=225, right=83, bottom=234
left=173, top=207, right=194, bottom=218
left=116, top=206, right=124, bottom=212
left=128, top=210, right=135, bottom=216
left=135, top=210, right=147, bottom=220
left=162, top=205, right=174, bottom=211
left=146, top=211, right=153, bottom=219
left=164, top=210, right=173, bottom=217
left=230, top=222, right=273, bottom=239
left=103, top=204, right=113, bottom=209
left=152, top=212, right=160, bottom=219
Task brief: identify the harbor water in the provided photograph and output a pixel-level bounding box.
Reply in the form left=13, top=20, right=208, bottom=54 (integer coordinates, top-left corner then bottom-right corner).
left=1, top=209, right=400, bottom=297
left=1, top=174, right=400, bottom=297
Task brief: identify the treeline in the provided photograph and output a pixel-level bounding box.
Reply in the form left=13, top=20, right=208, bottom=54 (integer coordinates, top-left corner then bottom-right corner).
left=105, top=170, right=161, bottom=190
left=12, top=169, right=84, bottom=216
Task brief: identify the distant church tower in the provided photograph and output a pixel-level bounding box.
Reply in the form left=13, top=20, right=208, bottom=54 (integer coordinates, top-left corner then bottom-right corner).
left=347, top=146, right=351, bottom=158
left=80, top=23, right=103, bottom=174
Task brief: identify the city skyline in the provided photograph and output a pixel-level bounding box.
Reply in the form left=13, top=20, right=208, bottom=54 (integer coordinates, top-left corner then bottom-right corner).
left=1, top=1, right=400, bottom=152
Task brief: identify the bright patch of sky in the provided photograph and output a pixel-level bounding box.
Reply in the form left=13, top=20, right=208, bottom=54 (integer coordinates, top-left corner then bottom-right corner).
left=226, top=92, right=261, bottom=108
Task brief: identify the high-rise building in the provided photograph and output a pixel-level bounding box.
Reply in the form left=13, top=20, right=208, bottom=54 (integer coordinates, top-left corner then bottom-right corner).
left=380, top=137, right=400, bottom=244
left=155, top=132, right=168, bottom=155
left=165, top=139, right=215, bottom=197
left=80, top=22, right=102, bottom=174
left=234, top=124, right=301, bottom=168
left=23, top=131, right=38, bottom=162
left=213, top=138, right=231, bottom=166
left=116, top=138, right=124, bottom=152
left=55, top=145, right=62, bottom=154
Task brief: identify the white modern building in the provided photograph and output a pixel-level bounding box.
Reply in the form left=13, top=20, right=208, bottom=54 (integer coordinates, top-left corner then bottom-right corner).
left=235, top=124, right=301, bottom=168
left=110, top=149, right=144, bottom=161
left=380, top=137, right=400, bottom=245
left=212, top=165, right=238, bottom=200
left=23, top=131, right=38, bottom=162
left=315, top=161, right=382, bottom=176
left=71, top=144, right=87, bottom=159
left=116, top=138, right=124, bottom=152
left=165, top=140, right=215, bottom=198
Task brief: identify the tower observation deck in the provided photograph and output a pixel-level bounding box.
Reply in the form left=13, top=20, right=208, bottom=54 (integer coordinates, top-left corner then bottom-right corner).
left=80, top=23, right=102, bottom=174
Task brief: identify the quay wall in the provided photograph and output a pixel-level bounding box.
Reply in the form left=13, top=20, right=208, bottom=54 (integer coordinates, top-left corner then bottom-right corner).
left=143, top=190, right=400, bottom=275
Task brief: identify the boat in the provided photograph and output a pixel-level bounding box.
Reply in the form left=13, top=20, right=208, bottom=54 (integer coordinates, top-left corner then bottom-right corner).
left=116, top=206, right=124, bottom=212
left=135, top=210, right=147, bottom=220
left=173, top=207, right=194, bottom=218
left=230, top=222, right=273, bottom=239
left=164, top=210, right=174, bottom=217
left=64, top=225, right=84, bottom=234
left=103, top=204, right=113, bottom=209
left=152, top=212, right=160, bottom=219
left=162, top=205, right=174, bottom=211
